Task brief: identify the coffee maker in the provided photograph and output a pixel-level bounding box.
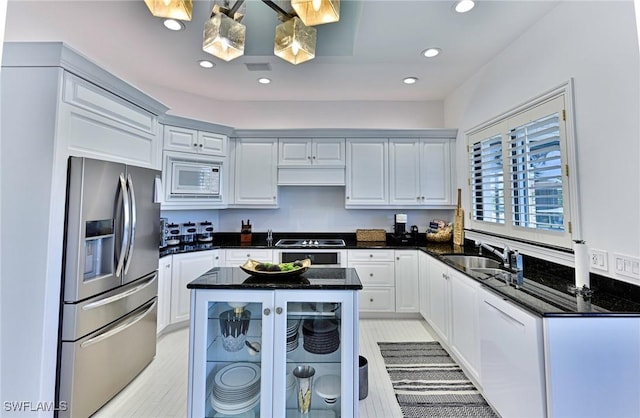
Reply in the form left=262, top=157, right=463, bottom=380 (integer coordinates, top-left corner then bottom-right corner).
left=392, top=213, right=415, bottom=245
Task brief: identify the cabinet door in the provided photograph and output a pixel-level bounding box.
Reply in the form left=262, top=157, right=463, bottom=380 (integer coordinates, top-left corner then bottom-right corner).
left=164, top=125, right=198, bottom=152
left=427, top=258, right=450, bottom=344
left=198, top=131, right=227, bottom=156
left=420, top=139, right=452, bottom=204
left=345, top=139, right=388, bottom=205
left=157, top=256, right=173, bottom=335
left=234, top=138, right=278, bottom=206
left=278, top=139, right=312, bottom=166
left=449, top=269, right=481, bottom=382
left=171, top=251, right=217, bottom=323
left=189, top=289, right=274, bottom=418
left=274, top=290, right=358, bottom=418
left=418, top=251, right=429, bottom=320
left=389, top=139, right=421, bottom=205
left=395, top=250, right=419, bottom=313
left=312, top=138, right=345, bottom=166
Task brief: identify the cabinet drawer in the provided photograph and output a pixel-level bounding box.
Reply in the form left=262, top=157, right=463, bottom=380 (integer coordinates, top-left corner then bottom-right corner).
left=347, top=249, right=395, bottom=262
left=225, top=249, right=273, bottom=264
left=350, top=263, right=395, bottom=286
left=359, top=287, right=395, bottom=312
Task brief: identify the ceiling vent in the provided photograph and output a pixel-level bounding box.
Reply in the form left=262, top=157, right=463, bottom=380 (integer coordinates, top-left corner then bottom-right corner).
left=245, top=63, right=272, bottom=71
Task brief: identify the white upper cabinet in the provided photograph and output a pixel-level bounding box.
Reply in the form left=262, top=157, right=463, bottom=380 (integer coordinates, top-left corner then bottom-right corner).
left=345, top=138, right=389, bottom=206
left=164, top=125, right=227, bottom=156
left=232, top=138, right=278, bottom=206
left=389, top=138, right=454, bottom=206
left=278, top=138, right=345, bottom=167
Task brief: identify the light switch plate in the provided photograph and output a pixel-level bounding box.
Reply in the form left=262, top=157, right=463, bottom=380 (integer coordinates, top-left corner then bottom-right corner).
left=613, top=253, right=640, bottom=280
left=589, top=249, right=608, bottom=272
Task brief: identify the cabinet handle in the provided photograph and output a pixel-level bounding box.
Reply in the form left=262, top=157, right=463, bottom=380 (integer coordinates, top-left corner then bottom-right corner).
left=370, top=298, right=374, bottom=302
left=199, top=143, right=203, bottom=148
left=397, top=257, right=400, bottom=260
left=421, top=196, right=425, bottom=200
left=263, top=308, right=271, bottom=316
left=165, top=264, right=170, bottom=268
left=246, top=254, right=250, bottom=257
left=369, top=254, right=373, bottom=258
left=346, top=196, right=350, bottom=199
left=307, top=156, right=311, bottom=159
left=215, top=256, right=219, bottom=260
left=312, top=156, right=316, bottom=159
left=193, top=143, right=197, bottom=147
left=276, top=307, right=283, bottom=315
left=369, top=273, right=374, bottom=277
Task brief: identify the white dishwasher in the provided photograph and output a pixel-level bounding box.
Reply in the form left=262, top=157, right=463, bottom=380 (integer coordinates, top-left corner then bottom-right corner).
left=478, top=286, right=547, bottom=418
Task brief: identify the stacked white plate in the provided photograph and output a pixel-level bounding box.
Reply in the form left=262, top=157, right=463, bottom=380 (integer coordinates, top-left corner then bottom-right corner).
left=286, top=319, right=300, bottom=352
left=302, top=319, right=340, bottom=354
left=209, top=363, right=260, bottom=415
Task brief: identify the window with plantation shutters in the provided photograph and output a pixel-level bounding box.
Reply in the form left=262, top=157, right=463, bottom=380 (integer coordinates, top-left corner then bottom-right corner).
left=466, top=91, right=575, bottom=249
left=509, top=112, right=564, bottom=231
left=470, top=133, right=504, bottom=224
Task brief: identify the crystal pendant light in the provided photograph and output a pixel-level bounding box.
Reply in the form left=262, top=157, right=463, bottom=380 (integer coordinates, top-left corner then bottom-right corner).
left=202, top=12, right=246, bottom=62
left=291, top=0, right=340, bottom=26
left=144, top=0, right=193, bottom=21
left=274, top=16, right=317, bottom=65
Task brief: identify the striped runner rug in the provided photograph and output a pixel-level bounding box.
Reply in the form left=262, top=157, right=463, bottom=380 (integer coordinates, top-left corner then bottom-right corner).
left=378, top=341, right=498, bottom=418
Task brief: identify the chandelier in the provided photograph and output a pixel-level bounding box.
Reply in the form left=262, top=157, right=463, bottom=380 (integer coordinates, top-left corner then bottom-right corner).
left=144, top=0, right=340, bottom=65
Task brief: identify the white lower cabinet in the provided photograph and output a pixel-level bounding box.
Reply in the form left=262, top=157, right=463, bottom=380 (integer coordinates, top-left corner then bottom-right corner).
left=157, top=255, right=173, bottom=334
left=170, top=250, right=220, bottom=324
left=188, top=288, right=359, bottom=418
left=425, top=256, right=480, bottom=382
left=348, top=250, right=396, bottom=313
left=448, top=269, right=480, bottom=383
left=426, top=256, right=450, bottom=344
left=394, top=250, right=419, bottom=313
left=223, top=249, right=274, bottom=282
left=479, top=286, right=545, bottom=418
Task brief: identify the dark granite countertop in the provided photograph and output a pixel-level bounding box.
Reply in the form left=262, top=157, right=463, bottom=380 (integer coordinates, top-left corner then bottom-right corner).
left=165, top=232, right=640, bottom=316
left=187, top=267, right=363, bottom=290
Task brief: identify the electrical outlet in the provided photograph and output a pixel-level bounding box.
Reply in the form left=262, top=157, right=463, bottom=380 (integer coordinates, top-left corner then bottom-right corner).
left=589, top=249, right=608, bottom=272
left=613, top=253, right=640, bottom=280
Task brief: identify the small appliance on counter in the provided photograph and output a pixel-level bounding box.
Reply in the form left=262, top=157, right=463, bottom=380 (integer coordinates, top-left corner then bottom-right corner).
left=391, top=213, right=416, bottom=245
left=167, top=223, right=181, bottom=246
left=198, top=221, right=214, bottom=242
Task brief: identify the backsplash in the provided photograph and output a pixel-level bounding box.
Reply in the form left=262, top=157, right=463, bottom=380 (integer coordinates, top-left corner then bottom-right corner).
left=163, top=186, right=454, bottom=233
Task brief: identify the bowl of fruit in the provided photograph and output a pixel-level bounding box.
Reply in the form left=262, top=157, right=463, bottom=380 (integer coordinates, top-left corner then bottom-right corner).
left=239, top=258, right=311, bottom=277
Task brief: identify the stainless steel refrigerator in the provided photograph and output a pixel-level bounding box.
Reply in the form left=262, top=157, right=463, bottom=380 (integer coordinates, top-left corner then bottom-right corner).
left=56, top=157, right=161, bottom=418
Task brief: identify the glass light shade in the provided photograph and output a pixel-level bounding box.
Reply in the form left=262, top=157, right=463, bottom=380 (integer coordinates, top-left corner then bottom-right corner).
left=274, top=17, right=317, bottom=65
left=144, top=0, right=193, bottom=21
left=202, top=13, right=246, bottom=62
left=291, top=0, right=340, bottom=26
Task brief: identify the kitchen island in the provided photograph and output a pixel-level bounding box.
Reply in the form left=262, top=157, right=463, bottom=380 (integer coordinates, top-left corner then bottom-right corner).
left=186, top=267, right=363, bottom=418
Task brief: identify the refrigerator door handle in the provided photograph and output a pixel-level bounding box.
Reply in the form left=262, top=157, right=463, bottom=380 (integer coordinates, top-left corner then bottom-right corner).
left=80, top=299, right=156, bottom=348
left=124, top=173, right=137, bottom=275
left=81, top=272, right=157, bottom=311
left=115, top=173, right=130, bottom=278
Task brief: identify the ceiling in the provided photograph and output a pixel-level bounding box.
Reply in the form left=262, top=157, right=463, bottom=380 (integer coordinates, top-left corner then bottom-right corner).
left=4, top=0, right=561, bottom=102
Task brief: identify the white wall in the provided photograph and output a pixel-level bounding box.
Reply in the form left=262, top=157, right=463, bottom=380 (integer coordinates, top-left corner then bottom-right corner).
left=135, top=83, right=445, bottom=130
left=445, top=1, right=640, bottom=282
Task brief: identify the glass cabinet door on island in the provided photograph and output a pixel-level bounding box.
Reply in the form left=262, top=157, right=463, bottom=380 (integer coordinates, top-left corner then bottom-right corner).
left=188, top=289, right=359, bottom=418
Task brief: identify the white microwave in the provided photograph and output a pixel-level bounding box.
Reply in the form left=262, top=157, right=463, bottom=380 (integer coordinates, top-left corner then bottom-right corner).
left=166, top=155, right=222, bottom=199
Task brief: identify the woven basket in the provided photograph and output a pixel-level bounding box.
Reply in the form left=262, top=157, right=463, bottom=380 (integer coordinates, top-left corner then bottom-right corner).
left=426, top=228, right=453, bottom=243
left=356, top=229, right=387, bottom=242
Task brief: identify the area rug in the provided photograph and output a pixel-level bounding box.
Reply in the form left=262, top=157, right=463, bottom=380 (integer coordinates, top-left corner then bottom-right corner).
left=378, top=341, right=498, bottom=418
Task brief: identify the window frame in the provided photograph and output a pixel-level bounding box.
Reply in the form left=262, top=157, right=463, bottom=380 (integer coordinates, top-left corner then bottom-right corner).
left=466, top=80, right=580, bottom=250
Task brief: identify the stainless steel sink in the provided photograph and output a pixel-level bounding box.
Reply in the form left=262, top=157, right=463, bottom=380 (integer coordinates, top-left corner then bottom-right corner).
left=442, top=255, right=502, bottom=269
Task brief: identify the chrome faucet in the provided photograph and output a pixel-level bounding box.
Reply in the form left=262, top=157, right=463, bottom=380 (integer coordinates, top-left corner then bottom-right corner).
left=475, top=240, right=513, bottom=270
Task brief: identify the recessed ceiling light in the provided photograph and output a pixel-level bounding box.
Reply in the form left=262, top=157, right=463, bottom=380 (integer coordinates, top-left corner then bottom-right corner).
left=403, top=77, right=418, bottom=85
left=422, top=48, right=441, bottom=58
left=163, top=19, right=185, bottom=31
left=258, top=78, right=272, bottom=84
left=453, top=0, right=475, bottom=13
left=198, top=60, right=215, bottom=68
